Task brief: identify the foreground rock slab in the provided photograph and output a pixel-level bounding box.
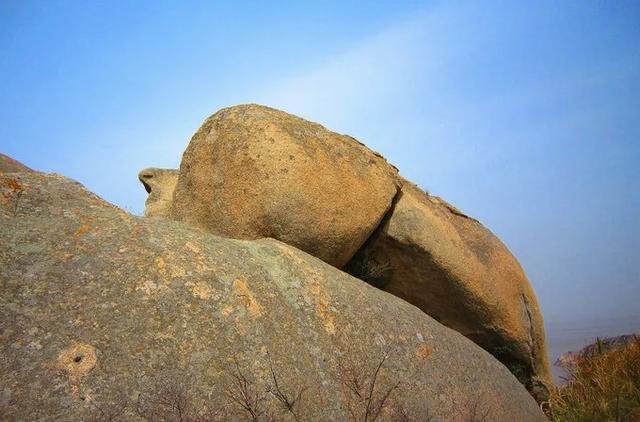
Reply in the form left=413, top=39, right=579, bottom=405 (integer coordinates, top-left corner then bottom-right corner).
left=0, top=172, right=545, bottom=421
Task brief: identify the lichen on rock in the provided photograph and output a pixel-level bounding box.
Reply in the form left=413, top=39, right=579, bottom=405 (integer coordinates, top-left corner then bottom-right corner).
left=0, top=171, right=546, bottom=421
left=136, top=104, right=553, bottom=400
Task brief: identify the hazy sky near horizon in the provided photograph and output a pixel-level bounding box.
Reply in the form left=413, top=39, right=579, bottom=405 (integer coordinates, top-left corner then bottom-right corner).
left=1, top=1, right=639, bottom=323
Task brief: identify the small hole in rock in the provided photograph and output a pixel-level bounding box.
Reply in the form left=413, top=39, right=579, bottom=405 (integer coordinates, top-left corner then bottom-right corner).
left=74, top=356, right=83, bottom=363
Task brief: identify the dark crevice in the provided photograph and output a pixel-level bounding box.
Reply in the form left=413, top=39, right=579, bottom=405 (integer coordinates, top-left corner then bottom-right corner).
left=520, top=293, right=537, bottom=368
left=342, top=183, right=403, bottom=287
left=138, top=174, right=153, bottom=194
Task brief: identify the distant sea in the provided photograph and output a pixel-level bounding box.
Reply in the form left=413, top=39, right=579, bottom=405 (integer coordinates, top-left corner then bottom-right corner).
left=545, top=314, right=640, bottom=384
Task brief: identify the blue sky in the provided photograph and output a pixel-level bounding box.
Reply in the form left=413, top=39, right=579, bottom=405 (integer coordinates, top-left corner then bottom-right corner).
left=1, top=0, right=639, bottom=323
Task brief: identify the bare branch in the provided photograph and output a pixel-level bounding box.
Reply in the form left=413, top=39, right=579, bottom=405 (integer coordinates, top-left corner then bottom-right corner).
left=134, top=373, right=223, bottom=422
left=465, top=393, right=491, bottom=422
left=337, top=350, right=400, bottom=422
left=223, top=356, right=268, bottom=422
left=88, top=397, right=127, bottom=422
left=266, top=352, right=305, bottom=421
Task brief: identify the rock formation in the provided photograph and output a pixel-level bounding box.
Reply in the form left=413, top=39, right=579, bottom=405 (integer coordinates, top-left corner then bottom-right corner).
left=346, top=180, right=552, bottom=399
left=169, top=104, right=400, bottom=268
left=0, top=171, right=546, bottom=421
left=138, top=168, right=179, bottom=218
left=138, top=104, right=552, bottom=399
left=0, top=153, right=32, bottom=173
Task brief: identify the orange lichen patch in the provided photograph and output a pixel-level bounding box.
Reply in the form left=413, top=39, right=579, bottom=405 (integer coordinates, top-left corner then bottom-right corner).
left=136, top=279, right=169, bottom=298
left=1, top=177, right=23, bottom=194
left=169, top=264, right=187, bottom=278
left=275, top=243, right=307, bottom=267
left=73, top=224, right=91, bottom=237
left=191, top=281, right=212, bottom=300
left=59, top=252, right=74, bottom=261
left=185, top=241, right=202, bottom=254
left=309, top=280, right=336, bottom=335
left=56, top=342, right=97, bottom=384
left=416, top=344, right=433, bottom=359
left=1, top=177, right=27, bottom=205
left=233, top=277, right=263, bottom=317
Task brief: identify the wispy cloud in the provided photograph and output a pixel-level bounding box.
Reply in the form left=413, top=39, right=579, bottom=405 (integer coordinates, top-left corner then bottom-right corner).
left=256, top=5, right=451, bottom=132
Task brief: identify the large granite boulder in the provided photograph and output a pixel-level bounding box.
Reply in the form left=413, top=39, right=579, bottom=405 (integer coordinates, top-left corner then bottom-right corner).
left=0, top=153, right=32, bottom=173
left=137, top=104, right=552, bottom=399
left=345, top=181, right=553, bottom=400
left=0, top=172, right=546, bottom=421
left=170, top=104, right=400, bottom=268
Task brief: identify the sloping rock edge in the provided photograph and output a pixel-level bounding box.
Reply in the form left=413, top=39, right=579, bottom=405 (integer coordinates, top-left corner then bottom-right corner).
left=342, top=179, right=550, bottom=401
left=0, top=170, right=547, bottom=421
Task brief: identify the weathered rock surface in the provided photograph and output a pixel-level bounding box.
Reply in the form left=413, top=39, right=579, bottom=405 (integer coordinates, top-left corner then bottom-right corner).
left=0, top=172, right=546, bottom=421
left=171, top=104, right=400, bottom=268
left=138, top=168, right=179, bottom=218
left=0, top=153, right=32, bottom=173
left=136, top=104, right=551, bottom=400
left=345, top=180, right=553, bottom=400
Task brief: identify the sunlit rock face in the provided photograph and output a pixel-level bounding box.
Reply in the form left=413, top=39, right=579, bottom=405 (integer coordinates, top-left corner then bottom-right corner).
left=138, top=168, right=179, bottom=218
left=0, top=171, right=546, bottom=421
left=136, top=104, right=552, bottom=400
left=170, top=104, right=401, bottom=268
left=346, top=180, right=553, bottom=400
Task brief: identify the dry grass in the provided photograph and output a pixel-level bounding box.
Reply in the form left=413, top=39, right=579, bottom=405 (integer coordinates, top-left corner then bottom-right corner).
left=549, top=336, right=640, bottom=422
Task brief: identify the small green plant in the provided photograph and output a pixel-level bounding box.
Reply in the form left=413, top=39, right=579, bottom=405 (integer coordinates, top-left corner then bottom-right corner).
left=596, top=337, right=605, bottom=355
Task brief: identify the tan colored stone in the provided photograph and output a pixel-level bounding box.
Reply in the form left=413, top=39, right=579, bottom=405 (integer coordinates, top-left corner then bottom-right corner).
left=0, top=153, right=32, bottom=173
left=1, top=172, right=546, bottom=421
left=345, top=180, right=553, bottom=400
left=170, top=104, right=400, bottom=267
left=138, top=168, right=179, bottom=218
left=136, top=106, right=552, bottom=400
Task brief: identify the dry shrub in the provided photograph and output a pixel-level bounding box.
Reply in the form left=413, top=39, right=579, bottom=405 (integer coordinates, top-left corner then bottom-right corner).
left=223, top=357, right=269, bottom=422
left=549, top=336, right=640, bottom=422
left=337, top=350, right=401, bottom=422
left=83, top=350, right=451, bottom=421
left=136, top=374, right=226, bottom=422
